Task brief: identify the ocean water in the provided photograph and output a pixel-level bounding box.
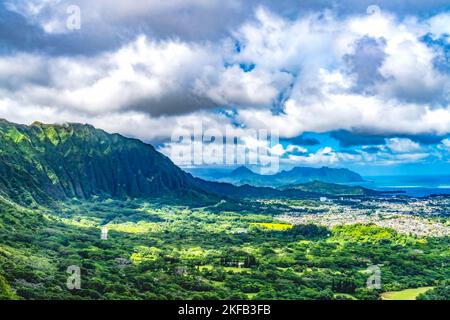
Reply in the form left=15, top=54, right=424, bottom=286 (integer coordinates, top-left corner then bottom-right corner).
left=355, top=175, right=450, bottom=197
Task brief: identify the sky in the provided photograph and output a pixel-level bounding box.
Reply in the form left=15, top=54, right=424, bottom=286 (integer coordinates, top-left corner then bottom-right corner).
left=0, top=0, right=450, bottom=175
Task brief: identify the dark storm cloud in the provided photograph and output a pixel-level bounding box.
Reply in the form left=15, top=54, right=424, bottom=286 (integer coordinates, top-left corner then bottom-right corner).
left=0, top=0, right=249, bottom=56
left=0, top=2, right=123, bottom=55
left=362, top=146, right=383, bottom=154
left=331, top=130, right=447, bottom=148
left=404, top=134, right=447, bottom=145
left=2, top=0, right=450, bottom=57
left=0, top=2, right=42, bottom=53
left=281, top=135, right=320, bottom=146
left=128, top=92, right=219, bottom=117
left=331, top=130, right=386, bottom=147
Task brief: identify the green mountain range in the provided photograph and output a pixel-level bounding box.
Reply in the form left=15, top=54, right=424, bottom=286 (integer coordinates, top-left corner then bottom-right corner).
left=0, top=119, right=214, bottom=206
left=0, top=119, right=376, bottom=206
left=215, top=166, right=364, bottom=187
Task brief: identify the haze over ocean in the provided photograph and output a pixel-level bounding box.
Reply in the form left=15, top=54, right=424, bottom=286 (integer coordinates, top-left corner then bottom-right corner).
left=355, top=175, right=450, bottom=197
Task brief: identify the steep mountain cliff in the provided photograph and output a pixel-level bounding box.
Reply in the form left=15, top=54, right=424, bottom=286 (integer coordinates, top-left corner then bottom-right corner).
left=0, top=119, right=211, bottom=206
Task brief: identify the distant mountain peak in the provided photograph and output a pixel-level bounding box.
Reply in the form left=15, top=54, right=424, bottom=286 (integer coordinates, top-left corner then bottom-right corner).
left=219, top=164, right=364, bottom=187
left=230, top=166, right=255, bottom=176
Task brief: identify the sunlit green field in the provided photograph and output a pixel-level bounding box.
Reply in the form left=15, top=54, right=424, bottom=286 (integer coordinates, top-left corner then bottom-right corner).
left=381, top=287, right=434, bottom=300
left=250, top=222, right=293, bottom=230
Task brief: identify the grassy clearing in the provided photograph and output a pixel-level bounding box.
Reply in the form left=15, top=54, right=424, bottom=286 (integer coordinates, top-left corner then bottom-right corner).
left=245, top=293, right=258, bottom=299
left=381, top=287, right=434, bottom=300
left=107, top=222, right=160, bottom=234
left=250, top=222, right=293, bottom=231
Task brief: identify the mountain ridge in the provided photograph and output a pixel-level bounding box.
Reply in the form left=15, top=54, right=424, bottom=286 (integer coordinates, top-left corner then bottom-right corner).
left=0, top=119, right=214, bottom=206
left=279, top=180, right=378, bottom=196
left=216, top=165, right=364, bottom=187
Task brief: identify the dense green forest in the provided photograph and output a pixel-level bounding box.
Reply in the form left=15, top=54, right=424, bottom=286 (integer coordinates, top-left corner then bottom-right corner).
left=0, top=198, right=448, bottom=300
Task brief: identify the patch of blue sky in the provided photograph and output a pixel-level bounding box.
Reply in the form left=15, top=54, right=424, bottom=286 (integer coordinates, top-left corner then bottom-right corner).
left=421, top=33, right=450, bottom=73
left=239, top=62, right=255, bottom=72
